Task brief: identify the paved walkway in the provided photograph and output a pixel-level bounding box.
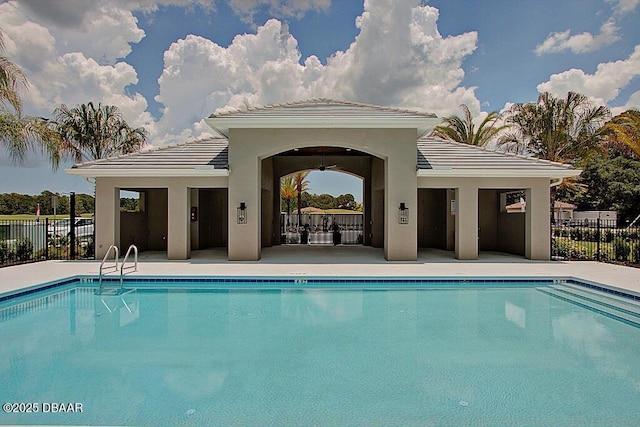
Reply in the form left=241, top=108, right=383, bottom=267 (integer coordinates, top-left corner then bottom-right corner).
left=2, top=246, right=640, bottom=297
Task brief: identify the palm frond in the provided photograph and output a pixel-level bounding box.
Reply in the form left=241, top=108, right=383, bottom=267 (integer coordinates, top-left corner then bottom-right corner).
left=52, top=101, right=148, bottom=163
left=430, top=104, right=505, bottom=146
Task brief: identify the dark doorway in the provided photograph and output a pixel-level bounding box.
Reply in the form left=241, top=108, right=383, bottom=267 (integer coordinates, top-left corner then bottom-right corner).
left=418, top=188, right=448, bottom=250
left=197, top=189, right=228, bottom=249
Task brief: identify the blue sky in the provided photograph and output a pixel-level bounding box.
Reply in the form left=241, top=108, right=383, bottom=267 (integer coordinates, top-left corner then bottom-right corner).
left=1, top=0, right=639, bottom=201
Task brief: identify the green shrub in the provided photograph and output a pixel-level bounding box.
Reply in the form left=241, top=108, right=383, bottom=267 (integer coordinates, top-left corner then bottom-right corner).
left=594, top=250, right=609, bottom=262
left=552, top=239, right=588, bottom=260
left=15, top=238, right=33, bottom=261
left=581, top=228, right=598, bottom=242
left=0, top=240, right=14, bottom=264
left=569, top=228, right=583, bottom=241
left=633, top=243, right=640, bottom=264
left=604, top=229, right=615, bottom=243
left=83, top=238, right=95, bottom=259
left=614, top=238, right=631, bottom=262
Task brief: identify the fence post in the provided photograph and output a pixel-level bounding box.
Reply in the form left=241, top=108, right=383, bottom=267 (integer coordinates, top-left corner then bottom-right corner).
left=45, top=218, right=49, bottom=260
left=69, top=192, right=76, bottom=259
left=596, top=218, right=601, bottom=262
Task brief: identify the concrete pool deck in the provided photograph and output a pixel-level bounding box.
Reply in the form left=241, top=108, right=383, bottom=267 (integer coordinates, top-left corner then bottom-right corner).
left=2, top=246, right=640, bottom=297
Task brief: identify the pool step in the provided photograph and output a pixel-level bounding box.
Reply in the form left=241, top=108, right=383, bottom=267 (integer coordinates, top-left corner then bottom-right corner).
left=97, top=286, right=121, bottom=296
left=539, top=284, right=640, bottom=326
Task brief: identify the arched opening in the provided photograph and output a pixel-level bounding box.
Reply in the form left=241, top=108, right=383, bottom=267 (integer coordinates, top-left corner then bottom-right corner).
left=260, top=146, right=383, bottom=249
left=280, top=169, right=364, bottom=245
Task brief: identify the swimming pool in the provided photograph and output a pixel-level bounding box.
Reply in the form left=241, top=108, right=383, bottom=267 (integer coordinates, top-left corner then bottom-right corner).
left=1, top=276, right=640, bottom=426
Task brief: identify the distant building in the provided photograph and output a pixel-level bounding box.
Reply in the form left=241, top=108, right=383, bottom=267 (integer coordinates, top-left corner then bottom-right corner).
left=573, top=210, right=617, bottom=224
left=506, top=200, right=577, bottom=222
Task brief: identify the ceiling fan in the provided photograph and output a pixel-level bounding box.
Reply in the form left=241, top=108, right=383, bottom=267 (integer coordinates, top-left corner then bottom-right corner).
left=318, top=151, right=337, bottom=172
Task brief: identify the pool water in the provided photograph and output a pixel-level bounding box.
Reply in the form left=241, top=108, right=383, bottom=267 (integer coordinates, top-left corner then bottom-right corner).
left=1, top=278, right=640, bottom=426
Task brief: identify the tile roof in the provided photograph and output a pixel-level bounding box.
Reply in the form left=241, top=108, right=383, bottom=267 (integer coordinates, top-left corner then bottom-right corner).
left=206, top=98, right=441, bottom=137
left=209, top=98, right=438, bottom=119
left=417, top=138, right=578, bottom=177
left=67, top=133, right=578, bottom=180
left=67, top=137, right=228, bottom=176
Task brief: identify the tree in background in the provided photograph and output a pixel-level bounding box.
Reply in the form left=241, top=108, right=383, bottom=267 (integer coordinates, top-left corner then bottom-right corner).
left=75, top=193, right=95, bottom=214
left=0, top=191, right=96, bottom=215
left=120, top=197, right=139, bottom=212
left=499, top=92, right=609, bottom=159
left=499, top=92, right=610, bottom=221
left=293, top=171, right=310, bottom=221
left=556, top=153, right=640, bottom=224
left=280, top=175, right=296, bottom=215
left=297, top=192, right=360, bottom=211
left=599, top=109, right=640, bottom=157
left=51, top=102, right=148, bottom=162
left=336, top=193, right=357, bottom=210
left=430, top=104, right=506, bottom=146
left=557, top=112, right=640, bottom=224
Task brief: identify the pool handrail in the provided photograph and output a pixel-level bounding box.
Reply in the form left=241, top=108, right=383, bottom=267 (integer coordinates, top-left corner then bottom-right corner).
left=98, top=245, right=119, bottom=292
left=120, top=244, right=138, bottom=290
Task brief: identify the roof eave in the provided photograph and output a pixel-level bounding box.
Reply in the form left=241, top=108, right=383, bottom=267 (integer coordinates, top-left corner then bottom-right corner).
left=416, top=168, right=582, bottom=179
left=65, top=168, right=230, bottom=178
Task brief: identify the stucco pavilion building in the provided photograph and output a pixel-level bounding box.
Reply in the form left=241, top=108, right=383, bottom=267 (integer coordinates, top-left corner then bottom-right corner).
left=67, top=99, right=580, bottom=262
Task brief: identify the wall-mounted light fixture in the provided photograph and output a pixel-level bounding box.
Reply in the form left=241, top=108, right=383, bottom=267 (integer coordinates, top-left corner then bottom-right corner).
left=399, top=202, right=409, bottom=224
left=237, top=202, right=247, bottom=224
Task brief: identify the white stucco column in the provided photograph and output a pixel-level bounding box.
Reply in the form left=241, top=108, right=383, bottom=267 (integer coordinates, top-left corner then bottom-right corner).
left=525, top=180, right=550, bottom=260
left=455, top=183, right=478, bottom=260
left=228, top=130, right=261, bottom=261
left=384, top=138, right=417, bottom=261
left=167, top=184, right=190, bottom=260
left=94, top=179, right=119, bottom=259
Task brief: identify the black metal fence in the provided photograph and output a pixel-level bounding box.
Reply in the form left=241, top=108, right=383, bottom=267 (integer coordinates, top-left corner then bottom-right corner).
left=551, top=218, right=640, bottom=265
left=281, top=213, right=364, bottom=245
left=5, top=214, right=640, bottom=267
left=0, top=218, right=95, bottom=268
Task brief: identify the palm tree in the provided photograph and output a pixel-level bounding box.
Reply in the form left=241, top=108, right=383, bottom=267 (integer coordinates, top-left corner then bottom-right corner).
left=0, top=113, right=62, bottom=166
left=0, top=31, right=27, bottom=115
left=499, top=91, right=610, bottom=220
left=51, top=102, right=148, bottom=162
left=499, top=92, right=610, bottom=160
left=280, top=175, right=297, bottom=216
left=293, top=171, right=310, bottom=223
left=0, top=30, right=63, bottom=167
left=1, top=29, right=31, bottom=161
left=430, top=104, right=506, bottom=146
left=599, top=109, right=640, bottom=157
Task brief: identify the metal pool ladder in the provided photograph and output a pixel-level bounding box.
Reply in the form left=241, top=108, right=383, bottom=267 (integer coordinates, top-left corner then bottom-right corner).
left=119, top=244, right=138, bottom=290
left=97, top=244, right=137, bottom=294
left=97, top=245, right=119, bottom=294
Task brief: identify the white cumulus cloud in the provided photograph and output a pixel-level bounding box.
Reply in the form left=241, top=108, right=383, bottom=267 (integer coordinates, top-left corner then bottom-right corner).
left=12, top=0, right=145, bottom=64
left=537, top=44, right=640, bottom=107
left=606, top=0, right=640, bottom=14
left=535, top=19, right=621, bottom=56
left=3, top=0, right=482, bottom=147
left=153, top=0, right=480, bottom=143
left=0, top=1, right=155, bottom=135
